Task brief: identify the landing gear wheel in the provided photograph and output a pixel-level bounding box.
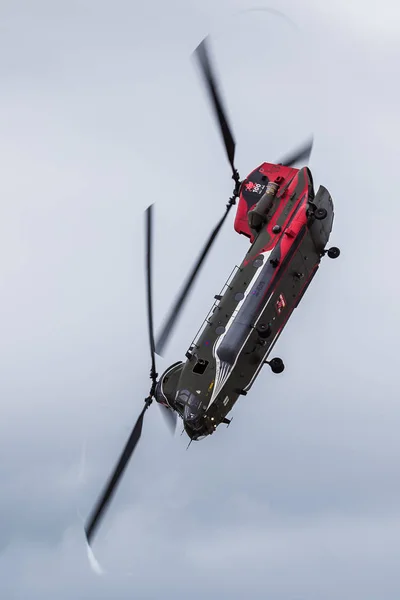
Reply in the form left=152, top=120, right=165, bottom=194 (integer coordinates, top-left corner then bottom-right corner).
left=314, top=207, right=327, bottom=220
left=256, top=323, right=271, bottom=339
left=327, top=246, right=340, bottom=259
left=268, top=357, right=285, bottom=374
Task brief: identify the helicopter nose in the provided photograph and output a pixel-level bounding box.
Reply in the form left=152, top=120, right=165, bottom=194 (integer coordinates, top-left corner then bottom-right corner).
left=184, top=419, right=207, bottom=441
left=184, top=422, right=196, bottom=440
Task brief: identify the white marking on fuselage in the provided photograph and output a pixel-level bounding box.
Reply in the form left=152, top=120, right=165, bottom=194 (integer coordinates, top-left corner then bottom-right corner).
left=208, top=250, right=273, bottom=408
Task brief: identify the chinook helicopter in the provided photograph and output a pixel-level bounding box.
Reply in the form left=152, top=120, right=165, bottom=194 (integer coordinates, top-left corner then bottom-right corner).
left=85, top=37, right=340, bottom=545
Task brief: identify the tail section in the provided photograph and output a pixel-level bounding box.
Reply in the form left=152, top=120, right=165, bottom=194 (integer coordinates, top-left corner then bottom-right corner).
left=234, top=163, right=315, bottom=243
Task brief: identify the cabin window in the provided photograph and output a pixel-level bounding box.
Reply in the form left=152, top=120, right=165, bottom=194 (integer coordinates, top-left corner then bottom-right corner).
left=192, top=358, right=209, bottom=375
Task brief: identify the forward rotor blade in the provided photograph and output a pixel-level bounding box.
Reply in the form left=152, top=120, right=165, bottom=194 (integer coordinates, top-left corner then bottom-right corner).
left=145, top=205, right=157, bottom=381
left=155, top=204, right=233, bottom=356
left=158, top=403, right=178, bottom=434
left=277, top=137, right=313, bottom=167
left=194, top=37, right=237, bottom=176
left=85, top=404, right=148, bottom=545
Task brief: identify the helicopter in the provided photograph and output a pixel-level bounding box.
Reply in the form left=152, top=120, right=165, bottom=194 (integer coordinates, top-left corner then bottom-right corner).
left=85, top=36, right=340, bottom=545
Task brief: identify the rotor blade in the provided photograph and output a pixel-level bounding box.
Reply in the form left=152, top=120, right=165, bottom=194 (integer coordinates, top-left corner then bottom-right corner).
left=194, top=37, right=237, bottom=176
left=145, top=205, right=157, bottom=380
left=155, top=203, right=233, bottom=356
left=85, top=404, right=148, bottom=545
left=277, top=137, right=314, bottom=167
left=158, top=403, right=178, bottom=434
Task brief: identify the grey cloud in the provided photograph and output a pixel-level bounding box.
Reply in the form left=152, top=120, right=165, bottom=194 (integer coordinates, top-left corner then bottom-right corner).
left=1, top=0, right=400, bottom=598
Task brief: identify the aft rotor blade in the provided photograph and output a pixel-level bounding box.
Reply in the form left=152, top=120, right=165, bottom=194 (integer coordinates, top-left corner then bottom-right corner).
left=145, top=205, right=157, bottom=381
left=194, top=37, right=237, bottom=176
left=85, top=404, right=148, bottom=545
left=277, top=137, right=314, bottom=167
left=155, top=203, right=233, bottom=356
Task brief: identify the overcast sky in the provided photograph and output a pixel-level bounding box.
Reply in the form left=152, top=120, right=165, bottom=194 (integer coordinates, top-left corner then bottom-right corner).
left=1, top=0, right=400, bottom=598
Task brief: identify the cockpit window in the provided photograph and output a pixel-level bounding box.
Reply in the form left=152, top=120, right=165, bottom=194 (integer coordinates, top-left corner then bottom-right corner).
left=193, top=358, right=209, bottom=375
left=184, top=396, right=203, bottom=421
left=176, top=389, right=204, bottom=423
